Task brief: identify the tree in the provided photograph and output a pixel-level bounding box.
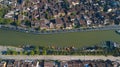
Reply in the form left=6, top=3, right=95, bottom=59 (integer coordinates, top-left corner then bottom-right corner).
left=104, top=49, right=108, bottom=56
left=42, top=49, right=47, bottom=55
left=34, top=47, right=40, bottom=55
left=23, top=51, right=28, bottom=55
left=0, top=18, right=13, bottom=25
left=16, top=20, right=21, bottom=26
left=114, top=19, right=120, bottom=25
left=48, top=0, right=50, bottom=3
left=62, top=0, right=70, bottom=10
left=6, top=50, right=12, bottom=55
left=30, top=50, right=35, bottom=55
left=71, top=12, right=76, bottom=16
left=24, top=20, right=31, bottom=27
left=12, top=51, right=18, bottom=55
left=19, top=51, right=23, bottom=55
left=0, top=7, right=9, bottom=18
left=5, top=18, right=13, bottom=24
left=0, top=18, right=5, bottom=24
left=45, top=11, right=51, bottom=19
left=10, top=22, right=17, bottom=26
left=35, top=27, right=40, bottom=31
left=113, top=48, right=120, bottom=56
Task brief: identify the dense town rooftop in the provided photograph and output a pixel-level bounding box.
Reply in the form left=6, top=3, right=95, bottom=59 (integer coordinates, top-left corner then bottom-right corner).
left=0, top=0, right=120, bottom=31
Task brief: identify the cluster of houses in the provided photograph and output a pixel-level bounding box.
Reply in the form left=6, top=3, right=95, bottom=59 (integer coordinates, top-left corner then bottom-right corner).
left=0, top=0, right=120, bottom=30
left=0, top=59, right=120, bottom=67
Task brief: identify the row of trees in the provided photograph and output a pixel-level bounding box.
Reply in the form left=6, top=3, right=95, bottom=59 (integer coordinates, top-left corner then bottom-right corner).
left=4, top=41, right=120, bottom=56
left=6, top=50, right=47, bottom=55
left=5, top=48, right=120, bottom=56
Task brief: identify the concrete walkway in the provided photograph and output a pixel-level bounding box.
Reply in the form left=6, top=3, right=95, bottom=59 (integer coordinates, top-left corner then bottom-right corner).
left=0, top=55, right=120, bottom=61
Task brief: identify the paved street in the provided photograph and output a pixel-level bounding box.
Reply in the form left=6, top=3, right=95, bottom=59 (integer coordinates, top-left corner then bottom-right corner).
left=0, top=25, right=120, bottom=34
left=0, top=55, right=120, bottom=61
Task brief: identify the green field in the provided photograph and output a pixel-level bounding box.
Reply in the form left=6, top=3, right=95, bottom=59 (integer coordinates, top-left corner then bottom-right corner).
left=0, top=29, right=120, bottom=47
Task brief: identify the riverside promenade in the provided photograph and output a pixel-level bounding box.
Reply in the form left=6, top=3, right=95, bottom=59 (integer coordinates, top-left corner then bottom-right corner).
left=0, top=55, right=120, bottom=61
left=0, top=25, right=120, bottom=34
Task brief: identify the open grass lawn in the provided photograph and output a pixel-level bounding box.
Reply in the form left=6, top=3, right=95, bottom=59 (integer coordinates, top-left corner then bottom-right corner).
left=0, top=29, right=120, bottom=47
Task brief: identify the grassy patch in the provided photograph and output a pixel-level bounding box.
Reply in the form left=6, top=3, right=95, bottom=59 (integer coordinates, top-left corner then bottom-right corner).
left=0, top=29, right=120, bottom=47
